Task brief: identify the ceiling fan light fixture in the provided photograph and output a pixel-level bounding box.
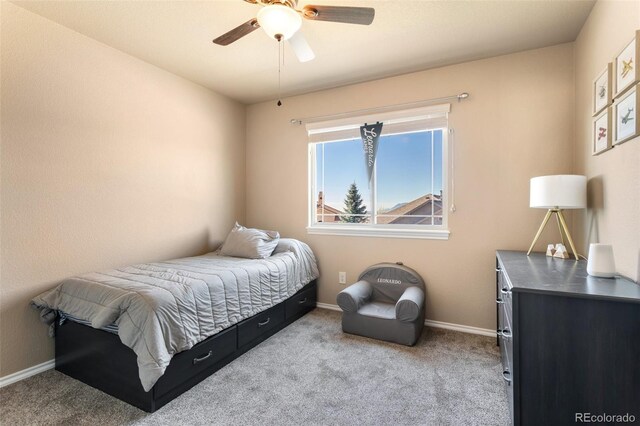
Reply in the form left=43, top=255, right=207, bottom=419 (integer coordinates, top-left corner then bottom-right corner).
left=257, top=4, right=302, bottom=41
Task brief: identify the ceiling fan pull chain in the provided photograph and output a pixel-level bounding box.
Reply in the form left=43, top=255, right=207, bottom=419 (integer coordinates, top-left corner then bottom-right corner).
left=277, top=38, right=283, bottom=106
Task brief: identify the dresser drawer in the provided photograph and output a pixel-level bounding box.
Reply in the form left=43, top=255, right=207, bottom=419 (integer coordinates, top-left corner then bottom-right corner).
left=505, top=366, right=514, bottom=425
left=499, top=328, right=514, bottom=425
left=499, top=312, right=513, bottom=368
left=497, top=270, right=513, bottom=332
left=154, top=325, right=237, bottom=398
left=237, top=303, right=285, bottom=348
left=499, top=333, right=512, bottom=373
left=497, top=298, right=506, bottom=332
left=498, top=275, right=513, bottom=323
left=496, top=257, right=514, bottom=425
left=497, top=286, right=511, bottom=328
left=499, top=300, right=513, bottom=362
left=500, top=294, right=512, bottom=330
left=285, top=284, right=317, bottom=319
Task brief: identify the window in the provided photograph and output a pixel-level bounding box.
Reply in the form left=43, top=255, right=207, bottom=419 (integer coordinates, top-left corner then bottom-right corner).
left=307, top=104, right=450, bottom=239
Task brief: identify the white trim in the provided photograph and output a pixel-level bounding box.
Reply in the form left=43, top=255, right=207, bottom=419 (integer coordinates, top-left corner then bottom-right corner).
left=305, top=103, right=451, bottom=133
left=308, top=126, right=450, bottom=238
left=316, top=302, right=342, bottom=311
left=441, top=128, right=449, bottom=227
left=307, top=226, right=450, bottom=240
left=315, top=303, right=495, bottom=337
left=0, top=359, right=54, bottom=388
left=423, top=319, right=496, bottom=337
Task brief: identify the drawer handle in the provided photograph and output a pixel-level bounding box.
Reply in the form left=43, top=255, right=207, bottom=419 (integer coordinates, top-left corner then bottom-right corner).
left=498, top=329, right=512, bottom=339
left=258, top=317, right=271, bottom=327
left=298, top=297, right=307, bottom=304
left=502, top=370, right=511, bottom=383
left=193, top=350, right=212, bottom=365
left=496, top=298, right=504, bottom=304
left=501, top=288, right=510, bottom=295
left=495, top=268, right=501, bottom=272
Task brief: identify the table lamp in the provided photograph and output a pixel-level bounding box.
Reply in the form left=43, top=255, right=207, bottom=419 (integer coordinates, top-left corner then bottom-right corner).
left=527, top=175, right=587, bottom=260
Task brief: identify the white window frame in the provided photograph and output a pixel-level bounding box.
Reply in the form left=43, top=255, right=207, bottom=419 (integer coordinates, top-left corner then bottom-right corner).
left=306, top=104, right=450, bottom=240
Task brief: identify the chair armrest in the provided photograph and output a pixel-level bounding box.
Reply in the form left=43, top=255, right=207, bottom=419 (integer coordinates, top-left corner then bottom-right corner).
left=336, top=280, right=373, bottom=313
left=395, top=287, right=424, bottom=322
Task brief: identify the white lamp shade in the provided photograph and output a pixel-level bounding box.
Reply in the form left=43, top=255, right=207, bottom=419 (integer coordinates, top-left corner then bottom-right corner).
left=529, top=175, right=587, bottom=209
left=257, top=5, right=302, bottom=41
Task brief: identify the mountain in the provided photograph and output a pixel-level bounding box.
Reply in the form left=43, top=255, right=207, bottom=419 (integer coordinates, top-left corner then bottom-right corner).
left=378, top=202, right=407, bottom=214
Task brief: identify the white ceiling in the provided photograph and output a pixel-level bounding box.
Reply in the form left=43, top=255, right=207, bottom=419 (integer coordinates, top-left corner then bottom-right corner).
left=13, top=0, right=595, bottom=104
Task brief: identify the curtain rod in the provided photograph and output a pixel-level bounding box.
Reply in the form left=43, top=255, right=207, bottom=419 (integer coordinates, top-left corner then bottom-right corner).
left=289, top=92, right=469, bottom=125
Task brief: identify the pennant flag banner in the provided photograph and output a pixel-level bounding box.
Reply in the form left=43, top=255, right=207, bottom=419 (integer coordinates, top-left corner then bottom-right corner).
left=360, top=122, right=383, bottom=185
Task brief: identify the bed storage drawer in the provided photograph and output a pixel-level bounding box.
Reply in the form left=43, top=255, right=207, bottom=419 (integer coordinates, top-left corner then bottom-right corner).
left=55, top=279, right=318, bottom=413
left=154, top=326, right=237, bottom=398
left=285, top=283, right=317, bottom=319
left=237, top=303, right=285, bottom=348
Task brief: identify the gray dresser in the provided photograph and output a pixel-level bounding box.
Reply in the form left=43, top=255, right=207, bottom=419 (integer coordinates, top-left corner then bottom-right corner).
left=496, top=250, right=640, bottom=426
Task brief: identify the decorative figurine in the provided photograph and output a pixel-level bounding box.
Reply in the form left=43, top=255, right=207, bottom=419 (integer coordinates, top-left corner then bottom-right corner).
left=553, top=243, right=570, bottom=259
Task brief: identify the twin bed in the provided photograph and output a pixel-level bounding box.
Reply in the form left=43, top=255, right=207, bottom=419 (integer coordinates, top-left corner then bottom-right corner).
left=33, top=238, right=319, bottom=412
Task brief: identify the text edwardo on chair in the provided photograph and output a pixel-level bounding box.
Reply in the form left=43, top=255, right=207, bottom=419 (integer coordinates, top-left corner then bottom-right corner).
left=527, top=175, right=587, bottom=261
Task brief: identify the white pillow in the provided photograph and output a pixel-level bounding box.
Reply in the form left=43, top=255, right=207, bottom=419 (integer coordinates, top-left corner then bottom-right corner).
left=220, top=223, right=280, bottom=259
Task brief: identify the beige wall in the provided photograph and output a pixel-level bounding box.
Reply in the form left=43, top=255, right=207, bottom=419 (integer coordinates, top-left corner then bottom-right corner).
left=246, top=44, right=575, bottom=330
left=7, top=0, right=635, bottom=379
left=574, top=1, right=640, bottom=282
left=0, top=3, right=246, bottom=376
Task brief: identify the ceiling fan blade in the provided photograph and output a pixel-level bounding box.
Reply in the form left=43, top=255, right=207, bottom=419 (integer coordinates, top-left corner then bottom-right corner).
left=302, top=5, right=375, bottom=25
left=288, top=32, right=315, bottom=63
left=212, top=18, right=260, bottom=46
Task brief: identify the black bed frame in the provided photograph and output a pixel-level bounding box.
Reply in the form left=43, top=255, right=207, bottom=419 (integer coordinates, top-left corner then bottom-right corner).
left=55, top=280, right=317, bottom=412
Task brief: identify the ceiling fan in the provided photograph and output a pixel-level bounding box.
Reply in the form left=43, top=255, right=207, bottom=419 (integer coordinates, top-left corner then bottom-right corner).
left=212, top=0, right=375, bottom=63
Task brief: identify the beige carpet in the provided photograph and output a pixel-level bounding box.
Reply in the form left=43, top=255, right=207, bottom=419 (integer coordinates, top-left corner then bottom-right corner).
left=0, top=309, right=509, bottom=425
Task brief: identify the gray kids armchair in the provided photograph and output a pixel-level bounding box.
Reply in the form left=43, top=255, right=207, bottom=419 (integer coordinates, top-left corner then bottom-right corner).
left=336, top=262, right=425, bottom=346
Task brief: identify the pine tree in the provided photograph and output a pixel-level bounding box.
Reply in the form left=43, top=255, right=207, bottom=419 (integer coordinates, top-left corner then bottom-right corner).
left=341, top=182, right=368, bottom=223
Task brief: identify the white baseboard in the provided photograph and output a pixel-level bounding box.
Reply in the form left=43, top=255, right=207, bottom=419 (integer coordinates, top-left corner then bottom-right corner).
left=423, top=319, right=496, bottom=337
left=316, top=303, right=496, bottom=337
left=316, top=302, right=342, bottom=312
left=0, top=359, right=55, bottom=388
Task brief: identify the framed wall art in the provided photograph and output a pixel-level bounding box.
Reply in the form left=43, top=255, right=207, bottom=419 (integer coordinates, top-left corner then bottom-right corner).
left=613, top=83, right=639, bottom=145
left=593, top=107, right=612, bottom=155
left=593, top=63, right=612, bottom=116
left=614, top=31, right=640, bottom=98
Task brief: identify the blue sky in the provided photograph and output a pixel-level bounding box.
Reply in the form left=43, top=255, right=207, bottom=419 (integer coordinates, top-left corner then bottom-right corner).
left=316, top=130, right=443, bottom=211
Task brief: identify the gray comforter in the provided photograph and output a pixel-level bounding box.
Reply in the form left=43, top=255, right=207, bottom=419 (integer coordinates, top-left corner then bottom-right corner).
left=32, top=239, right=319, bottom=391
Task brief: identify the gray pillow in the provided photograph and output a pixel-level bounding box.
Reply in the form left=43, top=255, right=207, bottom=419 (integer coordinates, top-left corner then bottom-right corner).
left=220, top=223, right=280, bottom=259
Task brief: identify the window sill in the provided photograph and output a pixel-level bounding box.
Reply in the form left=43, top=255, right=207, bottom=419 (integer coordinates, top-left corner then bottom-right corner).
left=306, top=226, right=450, bottom=240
